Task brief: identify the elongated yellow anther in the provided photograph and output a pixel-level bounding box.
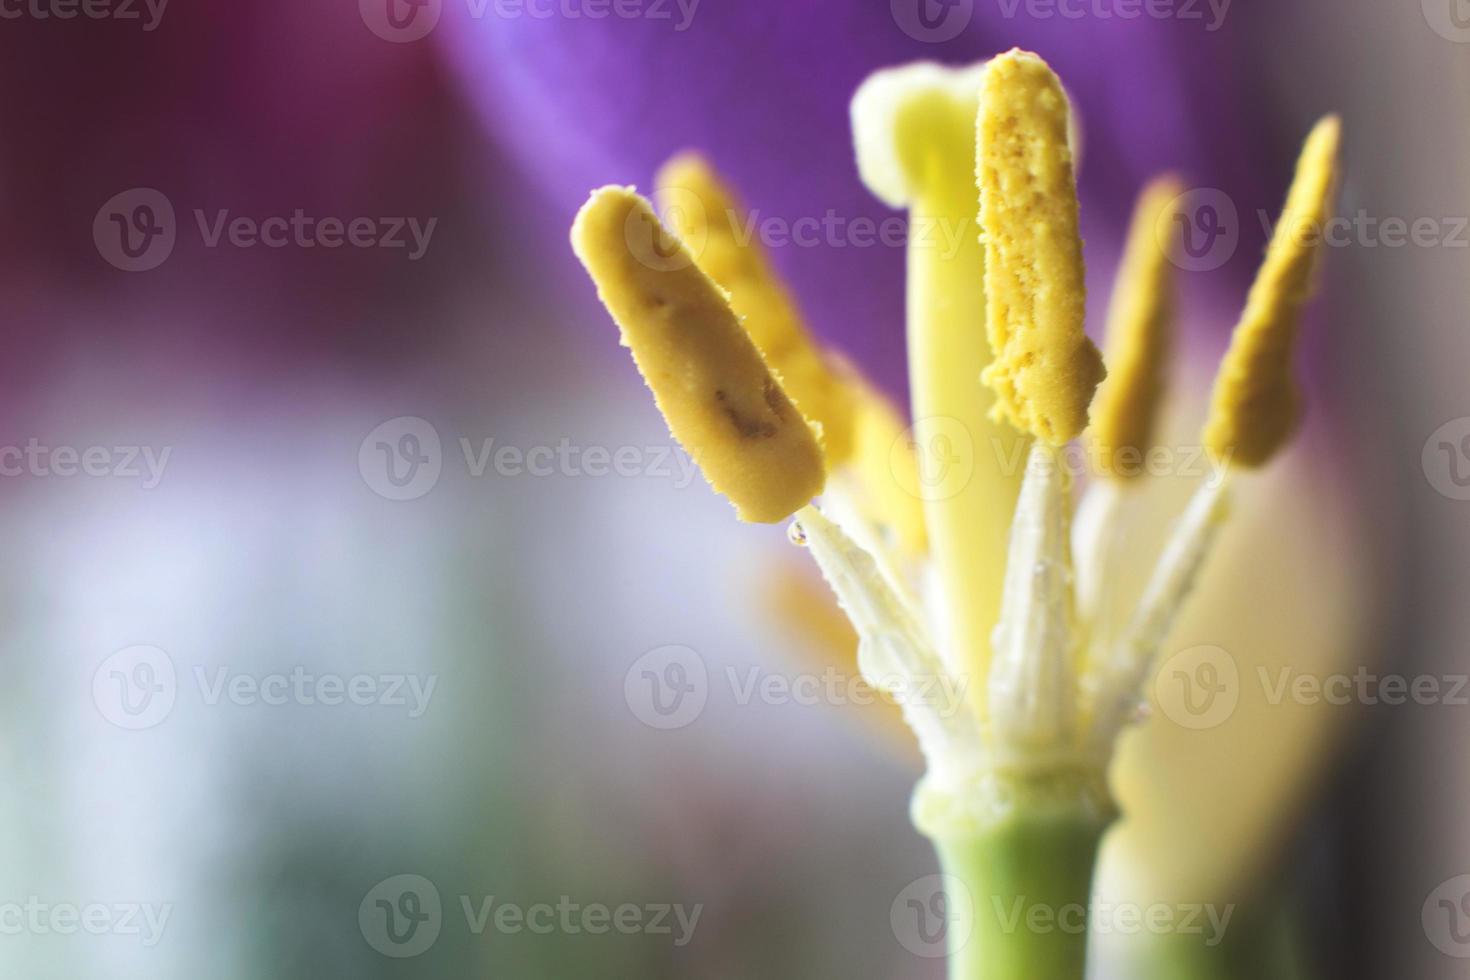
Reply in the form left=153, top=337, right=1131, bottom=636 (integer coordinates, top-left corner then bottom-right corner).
left=852, top=61, right=1020, bottom=717
left=1090, top=176, right=1182, bottom=479
left=1203, top=115, right=1341, bottom=468
left=655, top=154, right=857, bottom=463
left=840, top=366, right=928, bottom=555
left=571, top=186, right=826, bottom=523
left=978, top=50, right=1105, bottom=445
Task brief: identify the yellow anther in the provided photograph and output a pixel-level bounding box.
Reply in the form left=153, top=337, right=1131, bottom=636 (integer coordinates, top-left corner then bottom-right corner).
left=654, top=153, right=857, bottom=463
left=839, top=364, right=928, bottom=555
left=1090, top=176, right=1182, bottom=479
left=977, top=49, right=1105, bottom=445
left=571, top=186, right=826, bottom=523
left=1203, top=115, right=1341, bottom=468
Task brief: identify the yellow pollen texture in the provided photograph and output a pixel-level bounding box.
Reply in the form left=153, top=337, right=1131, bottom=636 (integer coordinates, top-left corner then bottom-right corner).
left=1203, top=116, right=1341, bottom=468
left=571, top=186, right=826, bottom=522
left=1091, top=176, right=1182, bottom=478
left=977, top=50, right=1104, bottom=445
left=655, top=153, right=856, bottom=463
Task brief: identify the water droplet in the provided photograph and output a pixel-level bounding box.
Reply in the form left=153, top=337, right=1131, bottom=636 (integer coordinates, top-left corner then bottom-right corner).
left=787, top=520, right=808, bottom=547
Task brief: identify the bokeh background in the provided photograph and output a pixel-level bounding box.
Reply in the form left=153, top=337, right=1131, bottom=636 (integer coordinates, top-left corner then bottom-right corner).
left=0, top=0, right=1465, bottom=976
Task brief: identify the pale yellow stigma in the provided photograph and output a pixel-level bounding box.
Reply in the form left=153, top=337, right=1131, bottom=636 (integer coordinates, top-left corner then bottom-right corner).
left=654, top=154, right=857, bottom=463
left=852, top=60, right=1020, bottom=720
left=1203, top=115, right=1341, bottom=468
left=571, top=186, right=825, bottom=523
left=851, top=61, right=988, bottom=209
left=977, top=50, right=1105, bottom=445
left=1090, top=176, right=1182, bottom=479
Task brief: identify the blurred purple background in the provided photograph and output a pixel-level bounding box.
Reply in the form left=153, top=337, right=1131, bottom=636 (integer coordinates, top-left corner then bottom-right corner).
left=0, top=1, right=1464, bottom=977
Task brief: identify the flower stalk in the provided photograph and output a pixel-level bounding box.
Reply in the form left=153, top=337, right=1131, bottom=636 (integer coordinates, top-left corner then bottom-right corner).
left=916, top=769, right=1115, bottom=980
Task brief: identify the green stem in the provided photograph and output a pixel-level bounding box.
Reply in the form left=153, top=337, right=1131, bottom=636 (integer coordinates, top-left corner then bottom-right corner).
left=914, top=767, right=1115, bottom=980
left=1134, top=878, right=1314, bottom=980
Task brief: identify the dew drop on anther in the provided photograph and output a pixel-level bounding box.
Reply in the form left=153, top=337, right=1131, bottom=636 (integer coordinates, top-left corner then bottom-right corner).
left=787, top=520, right=808, bottom=547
